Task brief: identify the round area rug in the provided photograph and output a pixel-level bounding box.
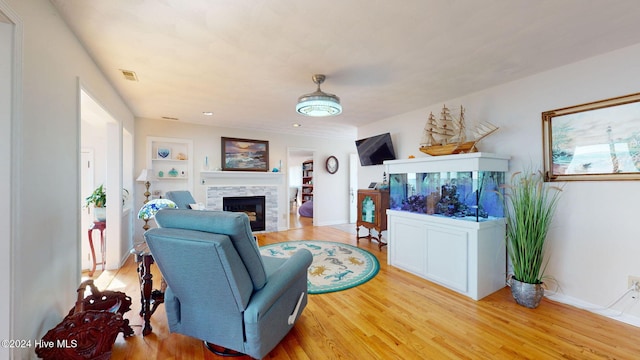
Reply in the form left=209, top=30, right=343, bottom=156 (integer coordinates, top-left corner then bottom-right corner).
left=260, top=240, right=379, bottom=294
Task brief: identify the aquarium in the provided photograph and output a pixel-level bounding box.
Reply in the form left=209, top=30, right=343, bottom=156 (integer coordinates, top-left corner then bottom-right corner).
left=389, top=170, right=505, bottom=222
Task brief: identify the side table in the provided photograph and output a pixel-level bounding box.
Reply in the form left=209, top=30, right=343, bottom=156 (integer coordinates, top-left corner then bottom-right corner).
left=130, top=242, right=165, bottom=336
left=87, top=221, right=107, bottom=277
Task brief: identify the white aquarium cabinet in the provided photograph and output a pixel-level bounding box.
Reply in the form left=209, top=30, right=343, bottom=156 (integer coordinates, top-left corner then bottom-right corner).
left=384, top=153, right=509, bottom=300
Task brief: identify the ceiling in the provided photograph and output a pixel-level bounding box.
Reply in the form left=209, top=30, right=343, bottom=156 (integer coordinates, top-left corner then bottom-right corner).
left=51, top=0, right=640, bottom=140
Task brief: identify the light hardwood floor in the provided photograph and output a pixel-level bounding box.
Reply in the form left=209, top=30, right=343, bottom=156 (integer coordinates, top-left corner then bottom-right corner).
left=288, top=203, right=313, bottom=229
left=101, top=225, right=640, bottom=359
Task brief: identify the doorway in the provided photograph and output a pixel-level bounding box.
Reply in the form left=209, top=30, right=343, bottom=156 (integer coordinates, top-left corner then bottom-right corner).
left=80, top=88, right=126, bottom=278
left=287, top=148, right=315, bottom=229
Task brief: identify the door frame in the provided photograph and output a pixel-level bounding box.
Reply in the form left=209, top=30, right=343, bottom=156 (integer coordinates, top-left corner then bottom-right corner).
left=0, top=1, right=23, bottom=356
left=349, top=153, right=358, bottom=223
left=79, top=86, right=124, bottom=271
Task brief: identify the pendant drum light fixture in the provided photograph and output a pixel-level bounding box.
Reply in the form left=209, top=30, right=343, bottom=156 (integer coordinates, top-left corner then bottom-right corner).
left=296, top=74, right=342, bottom=117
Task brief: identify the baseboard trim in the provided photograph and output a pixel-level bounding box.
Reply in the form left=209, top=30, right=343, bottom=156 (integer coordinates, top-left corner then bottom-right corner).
left=315, top=219, right=349, bottom=227
left=545, top=293, right=640, bottom=328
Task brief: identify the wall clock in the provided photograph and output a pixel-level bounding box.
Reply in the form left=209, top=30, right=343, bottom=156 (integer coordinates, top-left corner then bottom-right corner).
left=326, top=156, right=339, bottom=174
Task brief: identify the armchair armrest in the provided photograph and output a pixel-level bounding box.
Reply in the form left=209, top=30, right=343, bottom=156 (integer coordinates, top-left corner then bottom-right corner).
left=244, top=249, right=312, bottom=323
left=288, top=292, right=305, bottom=325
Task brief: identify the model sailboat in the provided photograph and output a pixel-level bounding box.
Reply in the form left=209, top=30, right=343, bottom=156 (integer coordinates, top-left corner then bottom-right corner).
left=419, top=105, right=499, bottom=156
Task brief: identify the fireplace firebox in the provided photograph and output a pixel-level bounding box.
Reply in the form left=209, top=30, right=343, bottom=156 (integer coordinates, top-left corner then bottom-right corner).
left=223, top=196, right=266, bottom=232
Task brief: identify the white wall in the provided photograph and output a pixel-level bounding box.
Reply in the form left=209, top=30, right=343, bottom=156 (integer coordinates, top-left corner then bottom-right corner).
left=134, top=118, right=355, bottom=238
left=0, top=12, right=14, bottom=359
left=6, top=0, right=135, bottom=357
left=358, top=43, right=640, bottom=323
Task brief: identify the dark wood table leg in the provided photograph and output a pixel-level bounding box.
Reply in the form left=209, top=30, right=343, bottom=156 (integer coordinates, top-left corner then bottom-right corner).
left=88, top=221, right=106, bottom=277
left=356, top=225, right=387, bottom=250
left=99, top=227, right=106, bottom=271
left=356, top=226, right=374, bottom=243
left=140, top=254, right=154, bottom=336
left=133, top=251, right=165, bottom=336
left=88, top=227, right=97, bottom=277
left=377, top=227, right=387, bottom=250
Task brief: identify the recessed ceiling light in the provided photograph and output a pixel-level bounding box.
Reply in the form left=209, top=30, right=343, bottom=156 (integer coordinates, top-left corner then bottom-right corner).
left=293, top=123, right=302, bottom=127
left=202, top=112, right=214, bottom=116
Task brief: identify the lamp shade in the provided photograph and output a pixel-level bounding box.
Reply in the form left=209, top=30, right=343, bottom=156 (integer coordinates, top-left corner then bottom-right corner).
left=296, top=74, right=342, bottom=117
left=138, top=198, right=177, bottom=220
left=136, top=169, right=152, bottom=182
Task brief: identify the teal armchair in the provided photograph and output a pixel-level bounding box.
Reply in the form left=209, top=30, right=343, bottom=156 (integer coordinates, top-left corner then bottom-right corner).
left=164, top=190, right=196, bottom=209
left=144, top=209, right=312, bottom=359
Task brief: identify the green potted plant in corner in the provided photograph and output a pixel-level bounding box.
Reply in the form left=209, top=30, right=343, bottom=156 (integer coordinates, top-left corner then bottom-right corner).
left=85, top=184, right=129, bottom=222
left=502, top=170, right=563, bottom=308
left=85, top=184, right=107, bottom=221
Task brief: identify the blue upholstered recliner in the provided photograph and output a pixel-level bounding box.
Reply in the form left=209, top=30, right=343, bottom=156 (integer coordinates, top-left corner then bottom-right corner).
left=144, top=209, right=312, bottom=359
left=164, top=190, right=197, bottom=209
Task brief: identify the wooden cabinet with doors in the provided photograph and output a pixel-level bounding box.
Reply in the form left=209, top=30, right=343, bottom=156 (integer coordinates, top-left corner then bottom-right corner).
left=356, top=189, right=390, bottom=249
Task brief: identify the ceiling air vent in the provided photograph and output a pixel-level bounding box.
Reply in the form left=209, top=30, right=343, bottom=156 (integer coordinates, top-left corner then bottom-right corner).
left=119, top=69, right=138, bottom=81
left=161, top=116, right=179, bottom=121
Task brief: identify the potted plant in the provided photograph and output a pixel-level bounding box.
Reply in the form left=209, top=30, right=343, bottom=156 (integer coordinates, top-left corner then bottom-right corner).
left=85, top=184, right=107, bottom=221
left=85, top=184, right=129, bottom=222
left=502, top=170, right=563, bottom=308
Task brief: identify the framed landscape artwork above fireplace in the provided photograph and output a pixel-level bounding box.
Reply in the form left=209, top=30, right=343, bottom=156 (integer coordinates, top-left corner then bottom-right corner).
left=221, top=137, right=269, bottom=172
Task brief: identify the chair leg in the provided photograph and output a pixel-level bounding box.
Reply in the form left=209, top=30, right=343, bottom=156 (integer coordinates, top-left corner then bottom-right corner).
left=203, top=341, right=244, bottom=357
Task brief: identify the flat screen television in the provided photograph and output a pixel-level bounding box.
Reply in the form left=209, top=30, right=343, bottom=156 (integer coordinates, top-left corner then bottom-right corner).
left=355, top=132, right=397, bottom=166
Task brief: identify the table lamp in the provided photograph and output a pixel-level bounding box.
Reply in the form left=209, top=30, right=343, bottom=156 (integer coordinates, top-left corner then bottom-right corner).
left=136, top=169, right=152, bottom=204
left=138, top=199, right=177, bottom=232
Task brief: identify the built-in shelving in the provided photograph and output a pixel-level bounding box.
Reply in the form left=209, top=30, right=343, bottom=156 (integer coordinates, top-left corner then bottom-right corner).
left=301, top=160, right=313, bottom=204
left=146, top=136, right=193, bottom=197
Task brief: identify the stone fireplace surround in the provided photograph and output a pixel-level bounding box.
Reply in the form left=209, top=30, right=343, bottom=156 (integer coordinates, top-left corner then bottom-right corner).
left=206, top=185, right=278, bottom=232
left=201, top=170, right=285, bottom=232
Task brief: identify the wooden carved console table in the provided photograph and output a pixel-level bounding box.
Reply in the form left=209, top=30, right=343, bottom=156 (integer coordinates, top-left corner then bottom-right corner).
left=130, top=242, right=165, bottom=336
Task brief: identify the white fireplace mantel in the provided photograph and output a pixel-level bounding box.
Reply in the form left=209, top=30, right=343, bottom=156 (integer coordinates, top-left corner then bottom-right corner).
left=200, top=171, right=284, bottom=186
